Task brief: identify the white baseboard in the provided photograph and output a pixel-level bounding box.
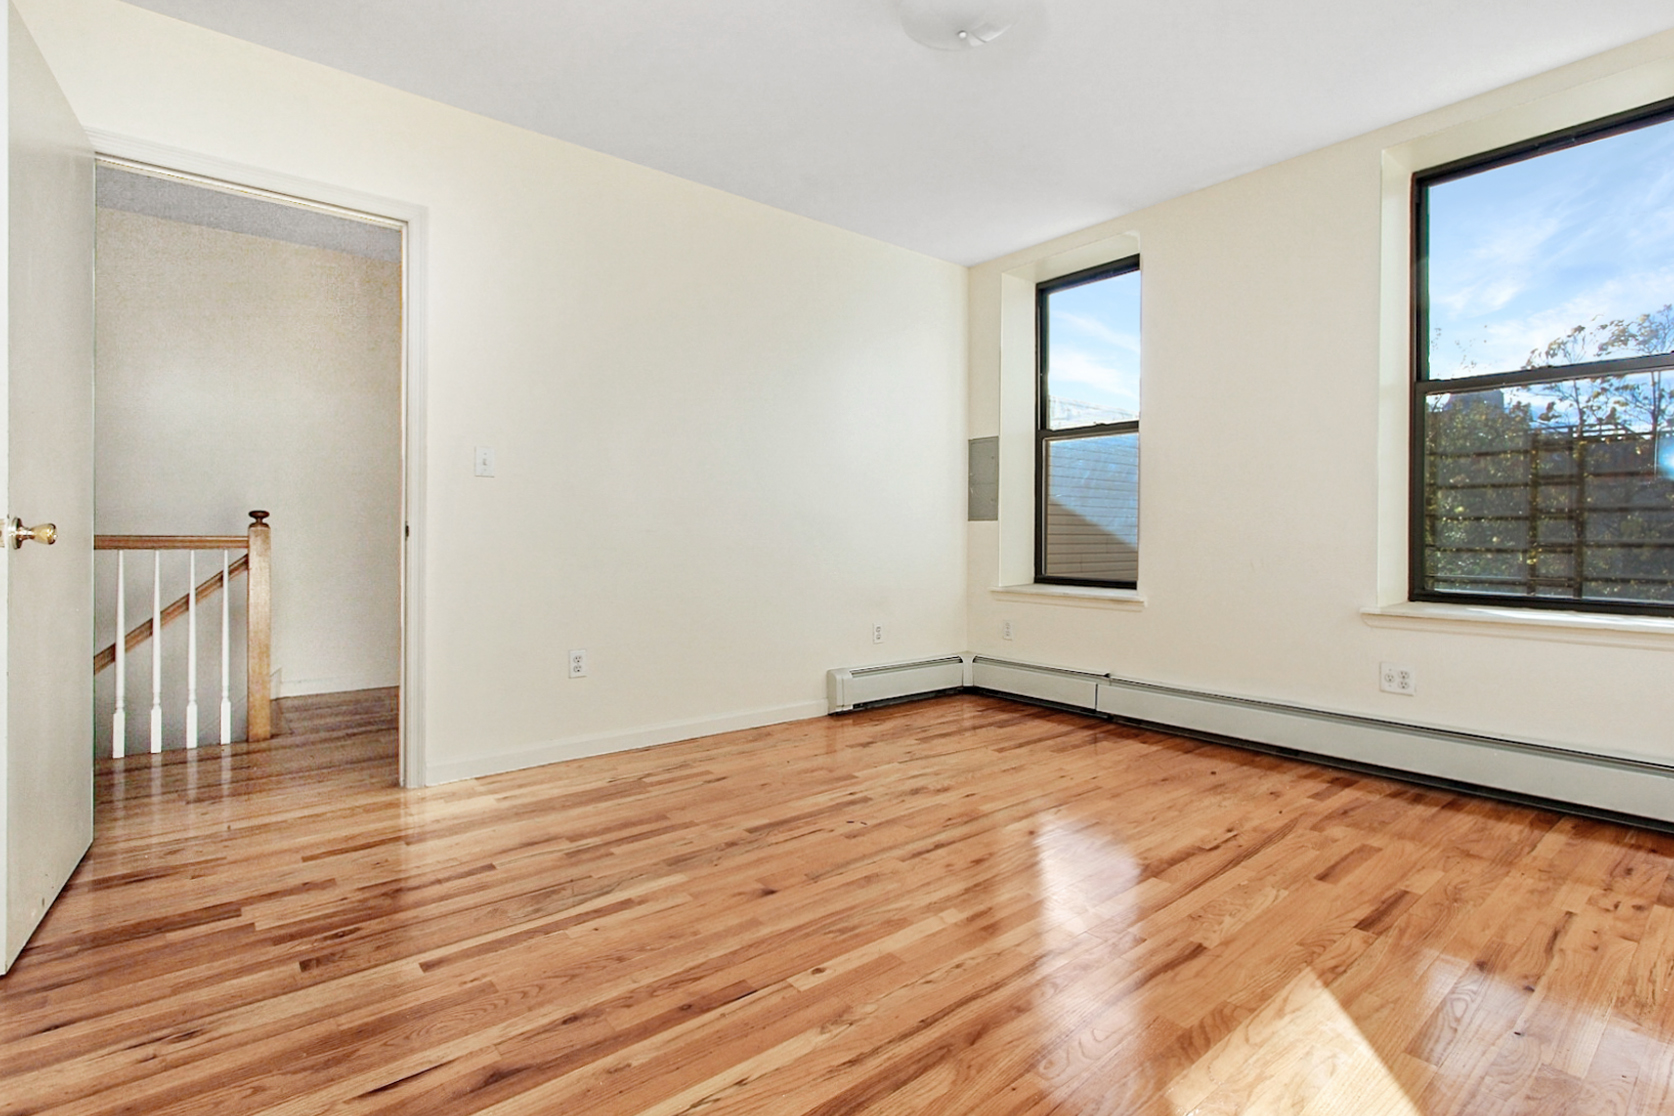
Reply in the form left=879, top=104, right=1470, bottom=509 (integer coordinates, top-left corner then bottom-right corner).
left=424, top=699, right=829, bottom=786
left=427, top=650, right=1674, bottom=826
left=960, top=654, right=1674, bottom=826
left=1090, top=673, right=1674, bottom=826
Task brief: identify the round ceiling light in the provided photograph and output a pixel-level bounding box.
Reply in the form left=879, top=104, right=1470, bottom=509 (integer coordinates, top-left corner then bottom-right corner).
left=896, top=0, right=1022, bottom=50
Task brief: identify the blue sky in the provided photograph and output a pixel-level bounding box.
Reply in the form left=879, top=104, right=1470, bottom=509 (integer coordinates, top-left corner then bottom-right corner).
left=1427, top=113, right=1674, bottom=378
left=1045, top=270, right=1141, bottom=425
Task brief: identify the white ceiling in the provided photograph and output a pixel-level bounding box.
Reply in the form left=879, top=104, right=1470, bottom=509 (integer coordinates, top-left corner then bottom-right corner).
left=120, top=0, right=1674, bottom=265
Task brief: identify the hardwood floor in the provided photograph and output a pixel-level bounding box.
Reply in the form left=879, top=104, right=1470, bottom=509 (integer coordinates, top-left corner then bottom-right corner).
left=4, top=693, right=1674, bottom=1114
left=270, top=686, right=400, bottom=738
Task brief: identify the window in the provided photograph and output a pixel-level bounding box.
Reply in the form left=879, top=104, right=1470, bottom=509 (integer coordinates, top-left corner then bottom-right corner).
left=1413, top=99, right=1674, bottom=614
left=1037, top=258, right=1141, bottom=586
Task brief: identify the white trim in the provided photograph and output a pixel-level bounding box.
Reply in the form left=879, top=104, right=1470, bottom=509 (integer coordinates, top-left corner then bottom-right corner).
left=962, top=653, right=1674, bottom=824
left=83, top=129, right=431, bottom=787
left=94, top=154, right=405, bottom=230
left=990, top=583, right=1146, bottom=610
left=993, top=229, right=1146, bottom=288
left=1373, top=145, right=1415, bottom=609
left=400, top=194, right=429, bottom=789
left=1361, top=601, right=1674, bottom=651
left=993, top=230, right=1144, bottom=589
left=424, top=700, right=829, bottom=786
left=1092, top=672, right=1674, bottom=824
left=1374, top=58, right=1674, bottom=613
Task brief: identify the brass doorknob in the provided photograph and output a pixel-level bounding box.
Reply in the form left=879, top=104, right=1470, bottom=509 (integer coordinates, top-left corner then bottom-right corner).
left=8, top=518, right=57, bottom=548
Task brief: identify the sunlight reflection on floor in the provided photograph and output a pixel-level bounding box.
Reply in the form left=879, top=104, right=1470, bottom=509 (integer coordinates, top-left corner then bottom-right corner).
left=1027, top=816, right=1430, bottom=1115
left=1167, top=967, right=1423, bottom=1116
left=1035, top=817, right=1142, bottom=937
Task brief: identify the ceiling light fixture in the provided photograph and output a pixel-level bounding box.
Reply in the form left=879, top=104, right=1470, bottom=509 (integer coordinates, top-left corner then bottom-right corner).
left=897, top=0, right=1021, bottom=50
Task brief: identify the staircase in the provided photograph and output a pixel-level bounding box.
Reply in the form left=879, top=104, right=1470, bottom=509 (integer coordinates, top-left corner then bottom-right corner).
left=93, top=510, right=273, bottom=756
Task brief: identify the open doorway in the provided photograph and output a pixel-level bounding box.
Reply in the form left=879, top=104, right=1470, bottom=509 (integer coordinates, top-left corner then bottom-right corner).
left=91, top=159, right=407, bottom=780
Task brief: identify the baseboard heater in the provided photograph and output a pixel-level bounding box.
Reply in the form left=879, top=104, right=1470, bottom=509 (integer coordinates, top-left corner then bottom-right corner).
left=826, top=655, right=967, bottom=712
left=828, top=654, right=1674, bottom=827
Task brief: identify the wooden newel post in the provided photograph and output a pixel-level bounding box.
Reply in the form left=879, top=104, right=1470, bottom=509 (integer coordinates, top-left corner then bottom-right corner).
left=246, top=510, right=273, bottom=742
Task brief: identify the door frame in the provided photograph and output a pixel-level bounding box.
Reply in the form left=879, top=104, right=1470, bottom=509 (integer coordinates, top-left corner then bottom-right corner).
left=86, top=130, right=430, bottom=787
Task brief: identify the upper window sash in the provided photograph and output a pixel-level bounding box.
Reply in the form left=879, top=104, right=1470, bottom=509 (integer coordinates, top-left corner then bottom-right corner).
left=1414, top=95, right=1674, bottom=387
left=1037, top=256, right=1142, bottom=432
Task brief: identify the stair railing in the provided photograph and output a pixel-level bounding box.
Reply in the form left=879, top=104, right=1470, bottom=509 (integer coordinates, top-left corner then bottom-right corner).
left=94, top=510, right=272, bottom=756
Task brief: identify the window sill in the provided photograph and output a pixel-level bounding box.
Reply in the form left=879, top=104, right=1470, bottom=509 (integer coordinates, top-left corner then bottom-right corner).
left=1361, top=601, right=1674, bottom=651
left=991, top=584, right=1147, bottom=611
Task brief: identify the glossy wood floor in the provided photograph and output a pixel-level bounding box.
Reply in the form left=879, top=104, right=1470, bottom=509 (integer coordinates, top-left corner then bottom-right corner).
left=5, top=693, right=1674, bottom=1115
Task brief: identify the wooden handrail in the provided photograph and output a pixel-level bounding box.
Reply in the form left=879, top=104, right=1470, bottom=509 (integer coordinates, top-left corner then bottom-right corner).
left=94, top=554, right=248, bottom=673
left=95, top=535, right=247, bottom=550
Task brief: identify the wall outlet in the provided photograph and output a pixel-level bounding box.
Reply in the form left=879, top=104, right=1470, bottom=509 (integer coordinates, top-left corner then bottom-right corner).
left=1379, top=662, right=1415, bottom=695
left=474, top=445, right=496, bottom=477
left=872, top=623, right=884, bottom=645
left=1002, top=620, right=1013, bottom=640
left=568, top=649, right=588, bottom=678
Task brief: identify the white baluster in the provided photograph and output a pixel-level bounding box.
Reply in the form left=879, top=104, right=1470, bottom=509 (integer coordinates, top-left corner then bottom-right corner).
left=220, top=549, right=232, bottom=745
left=150, top=550, right=163, bottom=754
left=113, top=551, right=126, bottom=759
left=186, top=550, right=199, bottom=749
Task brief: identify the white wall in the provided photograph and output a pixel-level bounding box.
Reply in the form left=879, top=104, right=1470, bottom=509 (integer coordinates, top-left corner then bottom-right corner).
left=45, top=0, right=1665, bottom=790
left=20, top=0, right=968, bottom=782
left=968, top=31, right=1674, bottom=762
left=95, top=207, right=403, bottom=724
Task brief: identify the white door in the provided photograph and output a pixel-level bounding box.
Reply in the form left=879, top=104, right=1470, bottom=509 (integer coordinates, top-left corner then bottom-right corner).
left=0, top=3, right=94, bottom=974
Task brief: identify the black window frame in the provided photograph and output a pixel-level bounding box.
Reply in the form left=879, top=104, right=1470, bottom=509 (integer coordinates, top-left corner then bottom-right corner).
left=1410, top=95, right=1674, bottom=617
left=1036, top=255, right=1141, bottom=588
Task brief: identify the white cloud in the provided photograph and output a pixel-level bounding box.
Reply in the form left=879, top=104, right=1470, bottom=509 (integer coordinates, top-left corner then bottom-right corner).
left=1437, top=264, right=1674, bottom=374
left=1431, top=212, right=1562, bottom=319
left=1048, top=346, right=1140, bottom=419
left=1051, top=308, right=1139, bottom=354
